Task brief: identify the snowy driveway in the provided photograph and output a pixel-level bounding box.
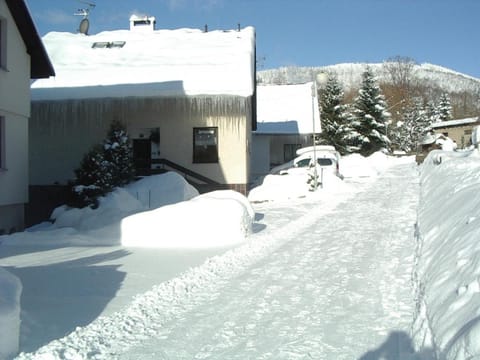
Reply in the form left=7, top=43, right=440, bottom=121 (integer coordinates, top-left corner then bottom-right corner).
left=120, top=162, right=420, bottom=359
left=16, top=160, right=421, bottom=359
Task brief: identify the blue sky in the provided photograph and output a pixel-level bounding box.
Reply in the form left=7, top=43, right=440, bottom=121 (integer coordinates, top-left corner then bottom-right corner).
left=26, top=0, right=480, bottom=78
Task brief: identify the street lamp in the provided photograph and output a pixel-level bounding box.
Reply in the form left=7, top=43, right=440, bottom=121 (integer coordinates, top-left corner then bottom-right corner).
left=311, top=72, right=328, bottom=190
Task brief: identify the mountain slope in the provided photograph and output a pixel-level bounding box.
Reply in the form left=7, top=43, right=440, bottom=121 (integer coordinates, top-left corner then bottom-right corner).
left=257, top=63, right=480, bottom=95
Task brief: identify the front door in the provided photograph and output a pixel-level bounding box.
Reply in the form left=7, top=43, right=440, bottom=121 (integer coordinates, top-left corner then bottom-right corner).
left=133, top=139, right=151, bottom=176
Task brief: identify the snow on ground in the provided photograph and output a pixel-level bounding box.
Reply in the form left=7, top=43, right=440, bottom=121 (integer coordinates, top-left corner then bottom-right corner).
left=1, top=150, right=480, bottom=358
left=0, top=268, right=21, bottom=360
left=413, top=149, right=480, bottom=359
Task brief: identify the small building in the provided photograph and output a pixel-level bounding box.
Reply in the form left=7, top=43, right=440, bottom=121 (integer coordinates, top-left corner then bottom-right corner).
left=0, top=0, right=54, bottom=233
left=252, top=83, right=320, bottom=179
left=29, top=18, right=256, bottom=221
left=430, top=117, right=480, bottom=149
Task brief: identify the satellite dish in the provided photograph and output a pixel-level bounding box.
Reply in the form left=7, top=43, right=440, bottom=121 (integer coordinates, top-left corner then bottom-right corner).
left=74, top=1, right=95, bottom=35
left=79, top=18, right=90, bottom=35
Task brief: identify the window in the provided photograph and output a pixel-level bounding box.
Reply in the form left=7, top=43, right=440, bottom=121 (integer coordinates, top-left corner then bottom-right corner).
left=464, top=129, right=472, bottom=135
left=92, top=41, right=126, bottom=49
left=317, top=158, right=334, bottom=166
left=0, top=17, right=6, bottom=69
left=284, top=144, right=301, bottom=162
left=296, top=158, right=311, bottom=167
left=0, top=116, right=5, bottom=169
left=193, top=127, right=218, bottom=163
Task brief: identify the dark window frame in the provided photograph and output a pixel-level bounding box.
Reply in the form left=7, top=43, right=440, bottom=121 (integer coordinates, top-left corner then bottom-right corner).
left=0, top=17, right=6, bottom=70
left=193, top=127, right=218, bottom=163
left=283, top=143, right=301, bottom=162
left=0, top=116, right=5, bottom=169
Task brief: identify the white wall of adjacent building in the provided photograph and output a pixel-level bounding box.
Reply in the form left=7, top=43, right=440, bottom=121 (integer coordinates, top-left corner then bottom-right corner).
left=0, top=0, right=31, bottom=233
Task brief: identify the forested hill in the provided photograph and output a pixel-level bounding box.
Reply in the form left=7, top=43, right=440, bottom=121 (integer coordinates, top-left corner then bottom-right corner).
left=257, top=62, right=480, bottom=95
left=257, top=62, right=480, bottom=119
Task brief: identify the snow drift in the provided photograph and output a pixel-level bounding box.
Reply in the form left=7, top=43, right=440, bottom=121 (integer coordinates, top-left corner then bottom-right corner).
left=0, top=268, right=22, bottom=360
left=121, top=190, right=253, bottom=248
left=413, top=148, right=480, bottom=359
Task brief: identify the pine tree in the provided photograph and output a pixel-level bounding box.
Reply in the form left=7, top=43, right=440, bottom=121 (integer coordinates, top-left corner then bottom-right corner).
left=69, top=121, right=135, bottom=208
left=438, top=93, right=452, bottom=121
left=351, top=66, right=391, bottom=156
left=425, top=100, right=440, bottom=124
left=392, top=98, right=429, bottom=152
left=70, top=146, right=115, bottom=208
left=318, top=73, right=350, bottom=154
left=103, top=120, right=135, bottom=186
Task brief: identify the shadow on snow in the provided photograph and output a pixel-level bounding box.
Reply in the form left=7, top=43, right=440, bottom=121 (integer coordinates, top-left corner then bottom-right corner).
left=359, top=331, right=435, bottom=360
left=5, top=249, right=130, bottom=353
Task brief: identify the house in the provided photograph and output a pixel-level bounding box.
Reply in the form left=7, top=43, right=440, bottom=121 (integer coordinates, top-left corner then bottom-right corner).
left=251, top=82, right=320, bottom=179
left=28, top=17, right=256, bottom=222
left=430, top=117, right=480, bottom=149
left=0, top=0, right=54, bottom=233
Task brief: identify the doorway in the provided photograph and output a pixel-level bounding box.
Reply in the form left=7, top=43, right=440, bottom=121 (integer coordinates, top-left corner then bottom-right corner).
left=133, top=139, right=151, bottom=175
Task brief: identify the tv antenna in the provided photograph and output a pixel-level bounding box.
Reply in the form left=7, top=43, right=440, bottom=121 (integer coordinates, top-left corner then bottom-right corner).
left=74, top=0, right=96, bottom=35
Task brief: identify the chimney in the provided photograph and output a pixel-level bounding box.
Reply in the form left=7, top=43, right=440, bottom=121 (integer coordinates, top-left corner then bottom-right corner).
left=129, top=14, right=156, bottom=32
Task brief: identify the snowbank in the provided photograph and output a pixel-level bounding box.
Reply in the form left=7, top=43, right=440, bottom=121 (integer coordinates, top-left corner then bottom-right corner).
left=0, top=268, right=22, bottom=359
left=121, top=190, right=253, bottom=248
left=340, top=151, right=411, bottom=178
left=51, top=172, right=199, bottom=232
left=413, top=149, right=480, bottom=358
left=2, top=172, right=252, bottom=250
left=2, top=172, right=199, bottom=246
left=248, top=151, right=411, bottom=203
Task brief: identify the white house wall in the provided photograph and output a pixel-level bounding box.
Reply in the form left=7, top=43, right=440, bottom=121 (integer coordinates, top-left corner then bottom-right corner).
left=0, top=1, right=31, bottom=116
left=30, top=96, right=251, bottom=189
left=0, top=0, right=31, bottom=232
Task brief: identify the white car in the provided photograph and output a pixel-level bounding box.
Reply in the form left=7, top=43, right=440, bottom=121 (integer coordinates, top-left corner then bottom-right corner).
left=270, top=145, right=343, bottom=178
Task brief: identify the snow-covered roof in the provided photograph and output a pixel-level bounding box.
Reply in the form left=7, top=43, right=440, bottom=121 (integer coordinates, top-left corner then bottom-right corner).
left=255, top=83, right=320, bottom=134
left=31, top=26, right=256, bottom=100
left=421, top=132, right=448, bottom=145
left=430, top=116, right=480, bottom=128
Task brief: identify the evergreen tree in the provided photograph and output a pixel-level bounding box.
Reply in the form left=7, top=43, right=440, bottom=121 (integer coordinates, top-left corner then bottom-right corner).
left=351, top=66, right=391, bottom=156
left=69, top=121, right=135, bottom=208
left=103, top=120, right=136, bottom=186
left=341, top=104, right=362, bottom=154
left=426, top=100, right=440, bottom=124
left=392, top=98, right=429, bottom=152
left=318, top=73, right=350, bottom=154
left=70, top=146, right=115, bottom=208
left=438, top=93, right=453, bottom=121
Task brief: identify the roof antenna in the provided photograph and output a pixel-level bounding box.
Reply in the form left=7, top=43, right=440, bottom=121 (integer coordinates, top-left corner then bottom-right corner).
left=74, top=0, right=96, bottom=35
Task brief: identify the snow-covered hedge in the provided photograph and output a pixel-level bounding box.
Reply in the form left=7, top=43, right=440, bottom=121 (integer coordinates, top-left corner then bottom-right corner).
left=413, top=149, right=480, bottom=358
